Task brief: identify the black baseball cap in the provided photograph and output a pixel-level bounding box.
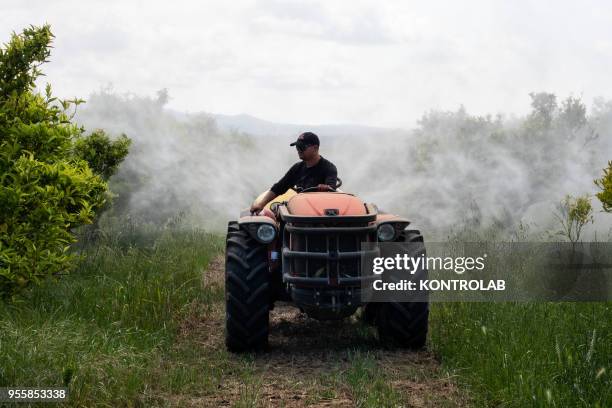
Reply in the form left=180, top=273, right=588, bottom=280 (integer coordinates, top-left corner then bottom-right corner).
left=290, top=132, right=320, bottom=147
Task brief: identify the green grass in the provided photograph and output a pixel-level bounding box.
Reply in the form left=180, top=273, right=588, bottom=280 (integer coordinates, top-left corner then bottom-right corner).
left=429, top=302, right=612, bottom=407
left=310, top=350, right=404, bottom=407
left=0, top=226, right=224, bottom=406
left=2, top=221, right=611, bottom=407
left=341, top=351, right=404, bottom=407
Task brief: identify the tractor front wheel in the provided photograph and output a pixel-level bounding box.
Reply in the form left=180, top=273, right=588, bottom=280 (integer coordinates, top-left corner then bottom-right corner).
left=225, top=221, right=270, bottom=352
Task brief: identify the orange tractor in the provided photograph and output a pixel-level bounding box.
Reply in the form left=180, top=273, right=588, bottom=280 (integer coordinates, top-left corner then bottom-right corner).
left=225, top=180, right=428, bottom=352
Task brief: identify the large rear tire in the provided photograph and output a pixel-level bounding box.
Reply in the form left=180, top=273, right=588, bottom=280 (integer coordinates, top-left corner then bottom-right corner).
left=375, top=230, right=429, bottom=349
left=225, top=221, right=270, bottom=352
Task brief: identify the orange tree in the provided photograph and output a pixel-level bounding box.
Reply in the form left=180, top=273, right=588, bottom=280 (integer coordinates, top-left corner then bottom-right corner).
left=0, top=25, right=130, bottom=299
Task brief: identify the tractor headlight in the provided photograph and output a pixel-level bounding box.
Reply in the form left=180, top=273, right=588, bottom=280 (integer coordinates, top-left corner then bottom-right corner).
left=256, top=224, right=276, bottom=243
left=377, top=224, right=396, bottom=241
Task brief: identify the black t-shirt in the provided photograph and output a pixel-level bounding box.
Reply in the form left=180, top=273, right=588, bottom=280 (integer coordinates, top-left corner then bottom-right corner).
left=270, top=156, right=338, bottom=195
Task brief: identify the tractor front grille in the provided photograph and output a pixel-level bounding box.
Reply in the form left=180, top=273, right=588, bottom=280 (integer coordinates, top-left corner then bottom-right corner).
left=281, top=222, right=378, bottom=287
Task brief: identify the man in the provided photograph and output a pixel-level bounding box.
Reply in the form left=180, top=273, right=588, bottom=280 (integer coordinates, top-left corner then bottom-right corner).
left=250, top=132, right=338, bottom=214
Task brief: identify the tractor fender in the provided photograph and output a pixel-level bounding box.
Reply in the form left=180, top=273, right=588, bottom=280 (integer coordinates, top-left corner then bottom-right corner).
left=236, top=214, right=279, bottom=243
left=237, top=214, right=277, bottom=227
left=374, top=213, right=411, bottom=229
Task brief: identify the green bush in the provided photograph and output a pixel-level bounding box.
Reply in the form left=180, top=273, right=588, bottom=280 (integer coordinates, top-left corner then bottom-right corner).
left=73, top=129, right=131, bottom=181
left=0, top=25, right=129, bottom=299
left=595, top=161, right=612, bottom=212
left=554, top=194, right=593, bottom=243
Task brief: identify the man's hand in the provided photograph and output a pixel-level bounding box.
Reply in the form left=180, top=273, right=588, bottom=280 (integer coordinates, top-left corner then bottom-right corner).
left=317, top=184, right=332, bottom=191
left=250, top=201, right=263, bottom=215
left=250, top=190, right=278, bottom=214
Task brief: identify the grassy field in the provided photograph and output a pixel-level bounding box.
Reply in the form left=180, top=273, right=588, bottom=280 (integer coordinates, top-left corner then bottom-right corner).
left=430, top=302, right=611, bottom=407
left=0, top=226, right=224, bottom=406
left=0, top=225, right=464, bottom=407
left=0, top=224, right=610, bottom=406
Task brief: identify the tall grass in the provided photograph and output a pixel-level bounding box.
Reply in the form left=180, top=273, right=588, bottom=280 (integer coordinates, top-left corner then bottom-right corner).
left=0, top=222, right=223, bottom=406
left=429, top=302, right=611, bottom=407
left=427, top=226, right=612, bottom=406
left=2, top=217, right=610, bottom=406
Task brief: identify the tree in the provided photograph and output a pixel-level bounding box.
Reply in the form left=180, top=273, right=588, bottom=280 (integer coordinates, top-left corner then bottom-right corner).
left=594, top=161, right=612, bottom=212
left=527, top=92, right=557, bottom=130
left=554, top=195, right=593, bottom=244
left=557, top=95, right=587, bottom=132
left=0, top=25, right=130, bottom=299
left=73, top=129, right=131, bottom=180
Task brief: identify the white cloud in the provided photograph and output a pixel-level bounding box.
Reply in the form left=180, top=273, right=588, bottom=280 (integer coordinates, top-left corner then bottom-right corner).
left=2, top=0, right=612, bottom=127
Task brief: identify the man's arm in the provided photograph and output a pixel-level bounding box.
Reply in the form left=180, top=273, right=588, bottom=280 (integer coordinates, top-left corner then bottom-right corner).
left=250, top=190, right=278, bottom=214
left=250, top=163, right=299, bottom=214
left=323, top=161, right=338, bottom=190
left=270, top=163, right=299, bottom=196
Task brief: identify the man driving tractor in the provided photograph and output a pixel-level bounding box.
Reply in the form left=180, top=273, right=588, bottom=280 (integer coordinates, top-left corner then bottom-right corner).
left=228, top=131, right=428, bottom=353
left=250, top=131, right=338, bottom=214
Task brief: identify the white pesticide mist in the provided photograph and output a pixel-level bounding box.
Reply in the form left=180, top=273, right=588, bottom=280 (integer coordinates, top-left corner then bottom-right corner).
left=74, top=90, right=612, bottom=239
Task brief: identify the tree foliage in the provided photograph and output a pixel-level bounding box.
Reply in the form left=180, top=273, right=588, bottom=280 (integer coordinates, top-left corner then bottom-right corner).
left=0, top=25, right=130, bottom=299
left=527, top=92, right=557, bottom=130
left=73, top=129, right=131, bottom=180
left=555, top=195, right=593, bottom=244
left=594, top=161, right=612, bottom=212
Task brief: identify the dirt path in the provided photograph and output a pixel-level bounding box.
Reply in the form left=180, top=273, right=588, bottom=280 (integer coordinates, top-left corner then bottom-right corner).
left=167, top=256, right=468, bottom=407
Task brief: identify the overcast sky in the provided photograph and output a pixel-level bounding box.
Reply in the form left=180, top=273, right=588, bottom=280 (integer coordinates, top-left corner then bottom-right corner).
left=3, top=0, right=612, bottom=128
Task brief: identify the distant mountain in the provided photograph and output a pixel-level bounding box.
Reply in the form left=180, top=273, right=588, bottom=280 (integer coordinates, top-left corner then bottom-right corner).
left=210, top=113, right=405, bottom=138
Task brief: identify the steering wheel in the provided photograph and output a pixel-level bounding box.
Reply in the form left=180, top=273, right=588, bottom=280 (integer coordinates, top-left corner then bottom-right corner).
left=294, top=177, right=342, bottom=193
